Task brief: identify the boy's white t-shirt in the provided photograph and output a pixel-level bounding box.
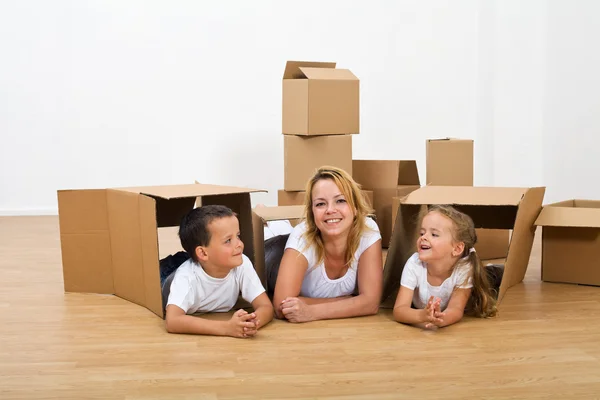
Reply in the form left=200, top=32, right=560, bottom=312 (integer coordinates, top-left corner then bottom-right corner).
left=400, top=252, right=473, bottom=311
left=284, top=217, right=381, bottom=298
left=167, top=254, right=265, bottom=314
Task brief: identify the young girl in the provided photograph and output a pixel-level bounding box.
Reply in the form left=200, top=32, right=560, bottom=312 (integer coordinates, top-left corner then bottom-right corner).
left=393, top=205, right=498, bottom=329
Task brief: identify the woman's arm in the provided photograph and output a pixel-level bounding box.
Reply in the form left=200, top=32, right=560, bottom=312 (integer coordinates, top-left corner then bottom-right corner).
left=308, top=239, right=383, bottom=320
left=280, top=240, right=383, bottom=322
left=272, top=248, right=309, bottom=319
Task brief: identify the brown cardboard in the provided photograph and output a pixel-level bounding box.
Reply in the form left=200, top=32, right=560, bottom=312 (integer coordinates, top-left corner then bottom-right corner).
left=57, top=183, right=266, bottom=318
left=382, top=185, right=545, bottom=307
left=352, top=160, right=421, bottom=248
left=284, top=135, right=352, bottom=191
left=426, top=138, right=510, bottom=259
left=426, top=138, right=474, bottom=186
left=535, top=200, right=600, bottom=286
left=277, top=189, right=373, bottom=209
left=282, top=61, right=359, bottom=135
left=252, top=205, right=305, bottom=290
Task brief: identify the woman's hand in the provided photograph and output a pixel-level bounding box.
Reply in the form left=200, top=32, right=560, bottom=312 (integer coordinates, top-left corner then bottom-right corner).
left=280, top=297, right=315, bottom=323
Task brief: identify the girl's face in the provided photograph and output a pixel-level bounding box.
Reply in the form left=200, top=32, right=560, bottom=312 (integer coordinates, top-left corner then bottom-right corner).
left=417, top=211, right=463, bottom=263
left=311, top=178, right=355, bottom=239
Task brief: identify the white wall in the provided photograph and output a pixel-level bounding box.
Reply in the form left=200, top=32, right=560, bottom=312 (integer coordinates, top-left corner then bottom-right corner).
left=1, top=1, right=598, bottom=215
left=543, top=0, right=600, bottom=204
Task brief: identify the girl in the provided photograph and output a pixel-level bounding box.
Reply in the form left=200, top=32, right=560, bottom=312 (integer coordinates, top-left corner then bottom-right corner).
left=393, top=205, right=498, bottom=329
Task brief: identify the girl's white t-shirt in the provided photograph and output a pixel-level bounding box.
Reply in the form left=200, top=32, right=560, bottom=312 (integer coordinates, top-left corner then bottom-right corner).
left=167, top=254, right=265, bottom=314
left=400, top=252, right=473, bottom=311
left=284, top=217, right=381, bottom=298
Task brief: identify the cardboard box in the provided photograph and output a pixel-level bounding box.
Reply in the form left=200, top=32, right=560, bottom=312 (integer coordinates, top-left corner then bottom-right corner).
left=352, top=160, right=421, bottom=248
left=57, top=183, right=265, bottom=318
left=535, top=200, right=600, bottom=286
left=252, top=205, right=305, bottom=291
left=284, top=135, right=352, bottom=191
left=382, top=185, right=545, bottom=306
left=282, top=61, right=359, bottom=136
left=277, top=189, right=373, bottom=209
left=426, top=138, right=510, bottom=260
left=426, top=138, right=474, bottom=186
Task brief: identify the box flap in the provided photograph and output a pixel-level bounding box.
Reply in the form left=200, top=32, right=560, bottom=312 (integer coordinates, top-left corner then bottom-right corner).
left=402, top=186, right=529, bottom=206
left=283, top=61, right=336, bottom=79
left=116, top=184, right=266, bottom=200
left=397, top=161, right=420, bottom=186
left=427, top=138, right=473, bottom=142
left=353, top=160, right=418, bottom=189
left=253, top=205, right=304, bottom=222
left=299, top=67, right=357, bottom=81
left=535, top=204, right=600, bottom=228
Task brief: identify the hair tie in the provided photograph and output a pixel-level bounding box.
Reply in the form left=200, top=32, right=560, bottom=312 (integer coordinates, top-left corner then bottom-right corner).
left=469, top=247, right=476, bottom=254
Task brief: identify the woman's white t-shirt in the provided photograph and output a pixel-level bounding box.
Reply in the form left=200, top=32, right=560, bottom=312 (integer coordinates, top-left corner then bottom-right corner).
left=167, top=254, right=265, bottom=314
left=284, top=217, right=381, bottom=298
left=400, top=252, right=473, bottom=311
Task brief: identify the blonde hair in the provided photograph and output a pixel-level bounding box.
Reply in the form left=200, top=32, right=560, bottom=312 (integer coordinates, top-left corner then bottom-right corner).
left=426, top=205, right=498, bottom=318
left=302, top=166, right=375, bottom=267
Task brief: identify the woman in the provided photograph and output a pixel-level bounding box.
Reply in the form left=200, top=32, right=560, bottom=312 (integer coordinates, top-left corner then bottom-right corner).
left=273, top=166, right=383, bottom=322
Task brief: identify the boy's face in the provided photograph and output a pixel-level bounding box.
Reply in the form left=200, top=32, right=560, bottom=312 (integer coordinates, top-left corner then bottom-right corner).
left=201, top=216, right=244, bottom=270
left=417, top=211, right=462, bottom=263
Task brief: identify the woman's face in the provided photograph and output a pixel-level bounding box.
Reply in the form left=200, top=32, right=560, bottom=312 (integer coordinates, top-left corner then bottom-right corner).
left=311, top=178, right=355, bottom=239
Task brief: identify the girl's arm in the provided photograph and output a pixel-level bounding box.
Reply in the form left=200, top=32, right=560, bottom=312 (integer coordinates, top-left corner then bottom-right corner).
left=434, top=288, right=471, bottom=328
left=393, top=286, right=431, bottom=325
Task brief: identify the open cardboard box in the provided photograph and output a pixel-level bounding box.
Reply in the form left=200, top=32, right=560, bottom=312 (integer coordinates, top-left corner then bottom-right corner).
left=282, top=60, right=359, bottom=136
left=381, top=185, right=545, bottom=307
left=535, top=199, right=600, bottom=286
left=57, top=183, right=265, bottom=318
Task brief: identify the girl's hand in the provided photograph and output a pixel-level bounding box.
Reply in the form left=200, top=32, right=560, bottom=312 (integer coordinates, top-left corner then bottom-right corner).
left=423, top=296, right=445, bottom=329
left=280, top=297, right=315, bottom=323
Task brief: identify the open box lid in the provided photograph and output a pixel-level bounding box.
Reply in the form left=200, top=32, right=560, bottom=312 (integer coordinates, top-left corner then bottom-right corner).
left=298, top=67, right=357, bottom=81
left=283, top=61, right=336, bottom=79
left=402, top=186, right=529, bottom=206
left=253, top=205, right=304, bottom=222
left=535, top=200, right=600, bottom=228
left=116, top=183, right=265, bottom=199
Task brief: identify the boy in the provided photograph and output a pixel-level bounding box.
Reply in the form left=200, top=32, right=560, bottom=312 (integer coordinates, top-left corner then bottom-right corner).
left=165, top=205, right=273, bottom=338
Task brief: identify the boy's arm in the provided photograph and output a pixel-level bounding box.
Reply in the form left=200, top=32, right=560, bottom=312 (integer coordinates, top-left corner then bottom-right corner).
left=250, top=292, right=274, bottom=330
left=165, top=305, right=255, bottom=337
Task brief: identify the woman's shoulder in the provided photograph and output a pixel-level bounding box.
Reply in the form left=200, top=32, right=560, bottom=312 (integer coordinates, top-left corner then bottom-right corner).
left=364, top=216, right=379, bottom=231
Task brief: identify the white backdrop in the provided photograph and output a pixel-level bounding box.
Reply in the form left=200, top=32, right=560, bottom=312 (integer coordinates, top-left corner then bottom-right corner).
left=1, top=0, right=598, bottom=215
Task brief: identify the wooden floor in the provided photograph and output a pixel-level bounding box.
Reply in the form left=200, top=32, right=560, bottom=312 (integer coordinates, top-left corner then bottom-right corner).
left=1, top=216, right=600, bottom=399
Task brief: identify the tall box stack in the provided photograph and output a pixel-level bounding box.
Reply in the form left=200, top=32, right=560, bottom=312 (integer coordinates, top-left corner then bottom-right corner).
left=425, top=138, right=510, bottom=260
left=280, top=60, right=361, bottom=205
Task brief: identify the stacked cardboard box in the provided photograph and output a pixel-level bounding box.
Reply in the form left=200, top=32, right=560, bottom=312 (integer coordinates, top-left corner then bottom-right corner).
left=424, top=138, right=510, bottom=260
left=280, top=61, right=359, bottom=205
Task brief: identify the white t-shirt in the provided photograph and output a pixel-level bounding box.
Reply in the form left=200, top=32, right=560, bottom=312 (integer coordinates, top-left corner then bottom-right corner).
left=284, top=217, right=381, bottom=298
left=400, top=252, right=473, bottom=311
left=167, top=254, right=265, bottom=314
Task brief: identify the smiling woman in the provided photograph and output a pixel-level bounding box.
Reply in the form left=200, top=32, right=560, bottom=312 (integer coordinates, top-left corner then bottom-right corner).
left=271, top=166, right=383, bottom=323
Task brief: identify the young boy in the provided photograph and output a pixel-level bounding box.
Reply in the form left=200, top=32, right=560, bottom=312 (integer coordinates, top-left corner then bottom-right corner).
left=165, top=205, right=273, bottom=338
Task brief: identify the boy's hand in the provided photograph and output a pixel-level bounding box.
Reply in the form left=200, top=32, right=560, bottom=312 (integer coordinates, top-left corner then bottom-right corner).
left=227, top=309, right=258, bottom=338
left=422, top=296, right=445, bottom=329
